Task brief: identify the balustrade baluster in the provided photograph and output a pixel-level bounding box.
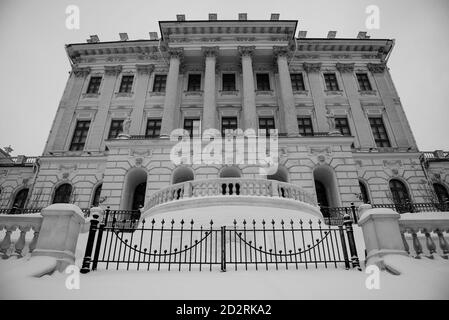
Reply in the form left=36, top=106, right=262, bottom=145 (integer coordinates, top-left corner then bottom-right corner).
left=0, top=227, right=14, bottom=256
left=15, top=226, right=29, bottom=255
left=411, top=230, right=423, bottom=258
left=436, top=230, right=449, bottom=258
left=29, top=229, right=39, bottom=253
left=400, top=230, right=410, bottom=254
left=424, top=230, right=436, bottom=256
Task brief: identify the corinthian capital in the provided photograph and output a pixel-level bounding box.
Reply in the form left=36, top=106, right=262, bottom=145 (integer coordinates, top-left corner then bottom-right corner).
left=72, top=66, right=91, bottom=78
left=238, top=46, right=256, bottom=58
left=336, top=63, right=355, bottom=73
left=367, top=63, right=386, bottom=73
left=303, top=62, right=322, bottom=73
left=202, top=46, right=219, bottom=58
left=104, top=65, right=123, bottom=76
left=168, top=48, right=184, bottom=60
left=273, top=46, right=291, bottom=59
left=136, top=64, right=155, bottom=75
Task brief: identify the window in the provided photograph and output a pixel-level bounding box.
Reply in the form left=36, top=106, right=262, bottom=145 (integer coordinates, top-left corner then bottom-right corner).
left=359, top=181, right=370, bottom=204
left=256, top=73, right=270, bottom=91
left=297, top=117, right=314, bottom=136
left=356, top=73, right=372, bottom=91
left=324, top=73, right=339, bottom=91
left=92, top=184, right=102, bottom=207
left=259, top=117, right=275, bottom=136
left=70, top=120, right=90, bottom=151
left=53, top=184, right=72, bottom=204
left=86, top=76, right=102, bottom=94
left=291, top=73, right=305, bottom=91
left=222, top=74, right=236, bottom=91
left=12, top=188, right=29, bottom=211
left=119, top=75, right=134, bottom=93
left=335, top=117, right=351, bottom=136
left=221, top=117, right=238, bottom=136
left=146, top=119, right=162, bottom=138
left=433, top=183, right=449, bottom=203
left=369, top=117, right=390, bottom=147
left=389, top=179, right=410, bottom=205
left=108, top=120, right=123, bottom=139
left=153, top=75, right=167, bottom=92
left=187, top=74, right=201, bottom=92
left=184, top=118, right=201, bottom=137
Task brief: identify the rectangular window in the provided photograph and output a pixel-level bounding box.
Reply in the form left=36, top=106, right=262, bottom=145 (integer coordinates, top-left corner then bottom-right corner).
left=70, top=120, right=90, bottom=151
left=369, top=117, right=391, bottom=147
left=259, top=117, right=275, bottom=136
left=335, top=117, right=351, bottom=136
left=324, top=73, right=339, bottom=91
left=291, top=73, right=305, bottom=91
left=119, top=75, right=134, bottom=93
left=256, top=73, right=271, bottom=91
left=108, top=120, right=123, bottom=139
left=222, top=74, right=236, bottom=91
left=145, top=119, right=162, bottom=138
left=153, top=75, right=167, bottom=92
left=221, top=117, right=238, bottom=136
left=187, top=74, right=201, bottom=92
left=184, top=118, right=201, bottom=137
left=297, top=117, right=314, bottom=136
left=356, top=73, right=372, bottom=91
left=86, top=76, right=102, bottom=94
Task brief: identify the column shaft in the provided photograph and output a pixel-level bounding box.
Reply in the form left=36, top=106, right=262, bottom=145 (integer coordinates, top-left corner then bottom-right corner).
left=241, top=51, right=257, bottom=130
left=203, top=54, right=217, bottom=131
left=160, top=54, right=181, bottom=138
left=277, top=55, right=299, bottom=136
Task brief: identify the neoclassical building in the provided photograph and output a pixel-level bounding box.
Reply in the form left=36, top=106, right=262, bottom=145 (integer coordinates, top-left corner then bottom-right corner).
left=1, top=14, right=448, bottom=218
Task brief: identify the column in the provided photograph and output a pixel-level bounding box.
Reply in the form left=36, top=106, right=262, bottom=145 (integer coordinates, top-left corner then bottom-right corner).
left=274, top=46, right=300, bottom=137
left=238, top=46, right=258, bottom=131
left=336, top=63, right=374, bottom=148
left=86, top=65, right=122, bottom=151
left=50, top=66, right=90, bottom=151
left=130, top=64, right=154, bottom=135
left=303, top=63, right=327, bottom=132
left=202, top=47, right=218, bottom=131
left=368, top=63, right=409, bottom=148
left=160, top=48, right=183, bottom=138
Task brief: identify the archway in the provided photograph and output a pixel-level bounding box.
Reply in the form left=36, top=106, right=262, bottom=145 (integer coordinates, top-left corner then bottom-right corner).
left=267, top=166, right=289, bottom=183
left=92, top=183, right=102, bottom=207
left=219, top=166, right=241, bottom=178
left=121, top=168, right=147, bottom=210
left=313, top=165, right=340, bottom=217
left=389, top=179, right=411, bottom=213
left=12, top=188, right=29, bottom=211
left=433, top=183, right=449, bottom=203
left=53, top=183, right=72, bottom=204
left=172, top=166, right=194, bottom=184
left=359, top=180, right=370, bottom=204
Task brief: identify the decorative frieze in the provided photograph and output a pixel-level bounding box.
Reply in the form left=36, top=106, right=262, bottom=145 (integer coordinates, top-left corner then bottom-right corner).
left=104, top=65, right=123, bottom=76
left=303, top=62, right=322, bottom=73
left=367, top=63, right=386, bottom=73
left=336, top=63, right=355, bottom=73
left=72, top=66, right=91, bottom=78
left=135, top=64, right=154, bottom=75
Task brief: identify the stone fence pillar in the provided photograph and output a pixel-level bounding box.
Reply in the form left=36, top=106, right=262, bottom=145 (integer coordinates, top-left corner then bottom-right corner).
left=31, top=204, right=88, bottom=271
left=358, top=206, right=408, bottom=267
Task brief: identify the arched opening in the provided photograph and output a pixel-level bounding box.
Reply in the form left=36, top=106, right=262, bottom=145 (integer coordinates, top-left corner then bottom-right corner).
left=219, top=166, right=241, bottom=178
left=359, top=180, right=370, bottom=204
left=389, top=179, right=410, bottom=213
left=172, top=166, right=194, bottom=184
left=267, top=166, right=289, bottom=183
left=121, top=168, right=147, bottom=210
left=433, top=183, right=449, bottom=203
left=92, top=183, right=102, bottom=207
left=12, top=188, right=29, bottom=212
left=53, top=183, right=72, bottom=204
left=313, top=165, right=340, bottom=217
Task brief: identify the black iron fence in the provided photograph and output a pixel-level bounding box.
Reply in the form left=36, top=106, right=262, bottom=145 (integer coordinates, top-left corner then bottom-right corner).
left=80, top=215, right=361, bottom=273
left=371, top=201, right=449, bottom=214
left=0, top=208, right=42, bottom=215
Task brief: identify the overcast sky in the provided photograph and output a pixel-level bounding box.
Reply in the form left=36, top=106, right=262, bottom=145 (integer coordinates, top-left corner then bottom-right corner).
left=0, top=0, right=448, bottom=156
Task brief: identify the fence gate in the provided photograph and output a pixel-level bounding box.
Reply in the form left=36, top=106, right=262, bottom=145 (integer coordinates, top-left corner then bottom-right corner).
left=81, top=215, right=360, bottom=273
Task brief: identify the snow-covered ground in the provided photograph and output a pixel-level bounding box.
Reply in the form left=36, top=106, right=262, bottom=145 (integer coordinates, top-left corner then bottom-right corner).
left=1, top=254, right=448, bottom=300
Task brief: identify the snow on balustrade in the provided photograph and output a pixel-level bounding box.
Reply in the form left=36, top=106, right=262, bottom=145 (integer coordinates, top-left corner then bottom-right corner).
left=0, top=214, right=43, bottom=259
left=145, top=178, right=317, bottom=211
left=399, top=212, right=449, bottom=259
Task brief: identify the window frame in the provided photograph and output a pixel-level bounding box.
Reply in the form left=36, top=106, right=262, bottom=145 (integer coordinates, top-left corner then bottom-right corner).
left=297, top=117, right=314, bottom=136
left=258, top=117, right=276, bottom=136
left=256, top=73, right=271, bottom=91
left=153, top=74, right=167, bottom=93
left=108, top=119, right=124, bottom=139
left=118, top=75, right=134, bottom=93
left=291, top=73, right=306, bottom=91
left=187, top=74, right=202, bottom=92
left=221, top=116, right=238, bottom=137
left=222, top=73, right=236, bottom=91
left=356, top=73, right=372, bottom=91
left=335, top=117, right=351, bottom=136
left=369, top=117, right=391, bottom=147
left=145, top=118, right=162, bottom=138
left=86, top=76, right=102, bottom=94
left=183, top=118, right=201, bottom=137
left=323, top=73, right=339, bottom=91
left=69, top=120, right=91, bottom=151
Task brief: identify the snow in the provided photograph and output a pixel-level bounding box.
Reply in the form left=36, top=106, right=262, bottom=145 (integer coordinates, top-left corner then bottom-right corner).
left=400, top=212, right=449, bottom=221
left=0, top=254, right=448, bottom=299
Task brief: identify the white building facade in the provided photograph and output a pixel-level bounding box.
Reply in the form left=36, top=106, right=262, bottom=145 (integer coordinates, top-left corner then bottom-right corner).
left=1, top=16, right=448, bottom=217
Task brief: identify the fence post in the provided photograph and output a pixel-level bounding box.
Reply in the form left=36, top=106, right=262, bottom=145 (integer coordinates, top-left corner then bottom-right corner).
left=350, top=202, right=358, bottom=224
left=90, top=207, right=105, bottom=271
left=80, top=216, right=100, bottom=274
left=343, top=214, right=361, bottom=270
left=221, top=226, right=226, bottom=272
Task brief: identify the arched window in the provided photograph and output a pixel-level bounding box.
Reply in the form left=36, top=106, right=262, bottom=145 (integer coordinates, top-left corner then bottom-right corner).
left=315, top=180, right=329, bottom=207
left=220, top=166, right=241, bottom=178
left=12, top=188, right=29, bottom=211
left=389, top=179, right=410, bottom=204
left=359, top=181, right=370, bottom=204
left=172, top=166, right=194, bottom=184
left=433, top=183, right=449, bottom=203
left=267, top=167, right=289, bottom=182
left=121, top=168, right=147, bottom=210
left=53, top=183, right=72, bottom=204
left=92, top=184, right=102, bottom=207
left=132, top=182, right=146, bottom=210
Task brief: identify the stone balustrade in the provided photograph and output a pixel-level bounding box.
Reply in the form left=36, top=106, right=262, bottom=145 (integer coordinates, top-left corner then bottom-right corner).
left=0, top=214, right=43, bottom=258
left=399, top=213, right=449, bottom=259
left=146, top=178, right=317, bottom=211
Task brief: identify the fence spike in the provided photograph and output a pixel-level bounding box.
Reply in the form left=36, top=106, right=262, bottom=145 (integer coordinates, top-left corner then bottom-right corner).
left=181, top=219, right=185, bottom=224
left=271, top=219, right=275, bottom=225
left=151, top=219, right=155, bottom=225
left=190, top=219, right=194, bottom=225
left=243, top=220, right=247, bottom=225
left=281, top=220, right=284, bottom=225
left=171, top=219, right=175, bottom=225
